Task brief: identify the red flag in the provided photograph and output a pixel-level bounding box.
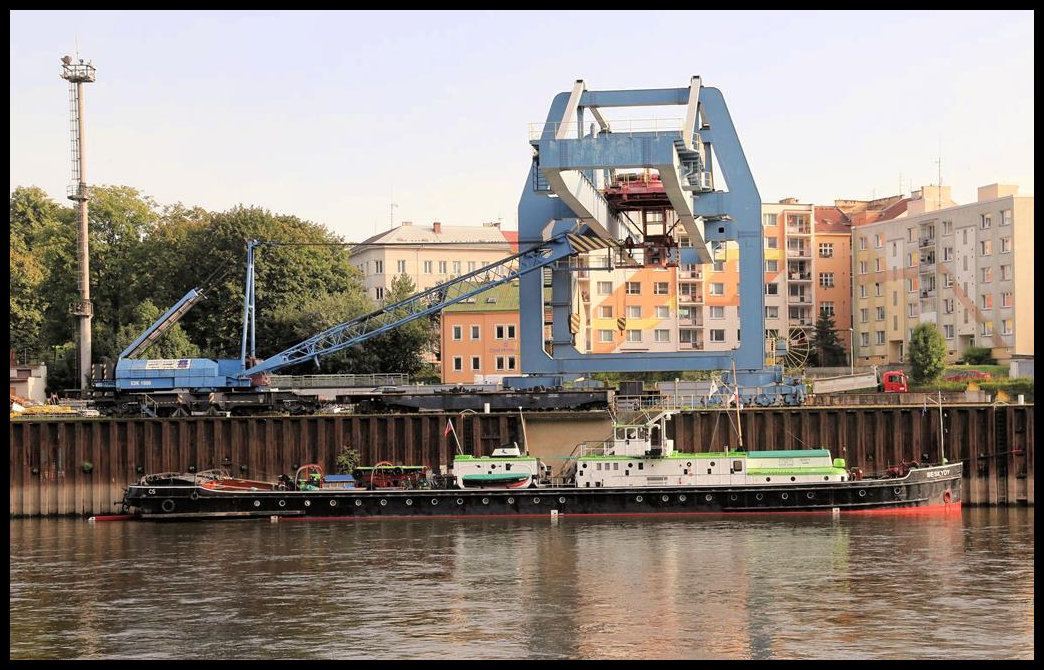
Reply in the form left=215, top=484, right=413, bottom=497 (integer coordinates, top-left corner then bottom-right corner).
left=444, top=418, right=454, bottom=437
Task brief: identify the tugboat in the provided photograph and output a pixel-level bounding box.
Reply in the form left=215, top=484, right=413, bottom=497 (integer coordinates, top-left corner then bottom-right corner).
left=119, top=410, right=962, bottom=521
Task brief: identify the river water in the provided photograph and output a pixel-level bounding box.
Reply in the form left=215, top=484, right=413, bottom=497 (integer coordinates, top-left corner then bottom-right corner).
left=9, top=507, right=1033, bottom=660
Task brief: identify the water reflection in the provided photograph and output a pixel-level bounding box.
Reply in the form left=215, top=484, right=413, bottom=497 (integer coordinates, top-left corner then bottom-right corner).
left=10, top=508, right=1033, bottom=659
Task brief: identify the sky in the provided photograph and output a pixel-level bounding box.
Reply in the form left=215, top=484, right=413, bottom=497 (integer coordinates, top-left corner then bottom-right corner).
left=10, top=10, right=1034, bottom=242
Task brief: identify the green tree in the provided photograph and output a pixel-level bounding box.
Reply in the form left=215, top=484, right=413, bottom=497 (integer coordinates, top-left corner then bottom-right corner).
left=360, top=274, right=437, bottom=376
left=115, top=299, right=201, bottom=359
left=909, top=322, right=947, bottom=384
left=808, top=310, right=847, bottom=367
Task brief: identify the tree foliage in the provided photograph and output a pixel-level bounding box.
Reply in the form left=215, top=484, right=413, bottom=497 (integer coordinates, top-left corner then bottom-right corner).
left=909, top=322, right=947, bottom=384
left=808, top=310, right=848, bottom=367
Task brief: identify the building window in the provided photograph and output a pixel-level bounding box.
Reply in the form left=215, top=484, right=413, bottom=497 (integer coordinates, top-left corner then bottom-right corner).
left=423, top=260, right=433, bottom=274
left=597, top=281, right=613, bottom=295
left=876, top=234, right=884, bottom=248
left=468, top=261, right=476, bottom=272
left=495, top=324, right=516, bottom=339
left=374, top=260, right=384, bottom=274
left=981, top=214, right=992, bottom=229
left=981, top=294, right=993, bottom=310
left=1001, top=209, right=1012, bottom=226
left=943, top=299, right=954, bottom=314
left=943, top=247, right=953, bottom=261
left=654, top=282, right=669, bottom=295
left=875, top=331, right=886, bottom=345
left=765, top=237, right=779, bottom=250
left=654, top=329, right=670, bottom=343
left=396, top=259, right=407, bottom=274
left=942, top=220, right=953, bottom=235
left=819, top=243, right=834, bottom=258
left=1000, top=265, right=1011, bottom=281
left=819, top=272, right=835, bottom=288
left=906, top=278, right=917, bottom=293
left=943, top=273, right=953, bottom=288
left=980, top=322, right=993, bottom=337
left=495, top=356, right=517, bottom=371
left=438, top=261, right=448, bottom=274
left=710, top=283, right=725, bottom=296
left=710, top=306, right=725, bottom=319
left=762, top=214, right=776, bottom=226
left=766, top=260, right=778, bottom=272
left=875, top=306, right=885, bottom=321
left=1001, top=292, right=1013, bottom=308
left=943, top=324, right=954, bottom=339
left=907, top=303, right=917, bottom=318
left=859, top=236, right=867, bottom=250
left=765, top=283, right=779, bottom=296
left=712, top=260, right=725, bottom=272
left=453, top=357, right=463, bottom=371
left=1000, top=237, right=1011, bottom=253
left=655, top=305, right=670, bottom=319
left=599, top=305, right=614, bottom=318
left=981, top=267, right=993, bottom=283
left=860, top=308, right=869, bottom=323
left=766, top=306, right=779, bottom=319
left=452, top=261, right=461, bottom=275
left=859, top=285, right=867, bottom=299
left=375, top=287, right=387, bottom=301
left=874, top=283, right=882, bottom=297
left=625, top=282, right=641, bottom=295
left=859, top=261, right=867, bottom=275
left=980, top=240, right=992, bottom=256
left=599, top=329, right=614, bottom=342
left=820, top=301, right=835, bottom=317
left=1001, top=319, right=1013, bottom=335
left=709, top=329, right=726, bottom=343
left=471, top=356, right=481, bottom=371
left=860, top=332, right=870, bottom=347
left=627, top=306, right=641, bottom=319
left=626, top=329, right=642, bottom=343
left=452, top=325, right=462, bottom=340
left=471, top=325, right=480, bottom=340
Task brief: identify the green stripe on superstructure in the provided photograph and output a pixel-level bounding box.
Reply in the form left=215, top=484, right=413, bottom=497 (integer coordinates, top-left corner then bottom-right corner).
left=746, top=449, right=832, bottom=459
left=580, top=452, right=746, bottom=461
left=453, top=456, right=537, bottom=463
left=747, top=468, right=847, bottom=475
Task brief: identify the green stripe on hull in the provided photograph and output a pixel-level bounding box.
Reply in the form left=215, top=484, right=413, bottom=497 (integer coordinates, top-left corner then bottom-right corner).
left=747, top=468, right=847, bottom=476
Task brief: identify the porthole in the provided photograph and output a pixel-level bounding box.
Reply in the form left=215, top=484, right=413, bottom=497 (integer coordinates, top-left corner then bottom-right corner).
left=457, top=498, right=464, bottom=505
left=162, top=499, right=176, bottom=512
left=730, top=494, right=738, bottom=501
left=405, top=499, right=413, bottom=506
left=755, top=493, right=764, bottom=501
left=278, top=499, right=286, bottom=507
left=824, top=476, right=830, bottom=481
left=431, top=498, right=439, bottom=506
left=253, top=500, right=261, bottom=508
left=710, top=461, right=716, bottom=467
left=379, top=499, right=388, bottom=506
left=894, top=488, right=903, bottom=495
left=766, top=477, right=772, bottom=482
left=806, top=492, right=815, bottom=500
left=704, top=494, right=713, bottom=502
left=330, top=500, right=337, bottom=507
left=781, top=493, right=789, bottom=500
left=355, top=499, right=363, bottom=507
left=790, top=477, right=796, bottom=482
left=661, top=495, right=669, bottom=502
left=507, top=497, right=515, bottom=504
left=558, top=497, right=566, bottom=504
left=858, top=490, right=867, bottom=497
left=533, top=497, right=541, bottom=504
left=482, top=497, right=490, bottom=505
left=679, top=495, right=687, bottom=502
left=304, top=500, right=311, bottom=507
left=686, top=462, right=692, bottom=467
left=635, top=495, right=643, bottom=503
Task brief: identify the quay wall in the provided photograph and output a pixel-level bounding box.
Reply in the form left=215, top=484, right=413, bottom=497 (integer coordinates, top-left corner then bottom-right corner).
left=10, top=404, right=1033, bottom=517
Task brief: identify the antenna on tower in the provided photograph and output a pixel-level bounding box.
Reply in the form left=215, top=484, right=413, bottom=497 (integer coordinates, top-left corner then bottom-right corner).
left=60, top=52, right=97, bottom=391
left=390, top=202, right=398, bottom=230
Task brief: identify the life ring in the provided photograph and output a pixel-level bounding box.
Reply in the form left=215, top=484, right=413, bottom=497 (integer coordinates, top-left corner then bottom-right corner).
left=190, top=491, right=200, bottom=501
left=161, top=499, right=176, bottom=513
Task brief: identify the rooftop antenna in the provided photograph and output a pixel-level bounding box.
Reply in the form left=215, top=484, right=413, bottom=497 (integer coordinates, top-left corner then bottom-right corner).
left=60, top=51, right=97, bottom=391
left=935, top=138, right=942, bottom=210
left=389, top=202, right=398, bottom=230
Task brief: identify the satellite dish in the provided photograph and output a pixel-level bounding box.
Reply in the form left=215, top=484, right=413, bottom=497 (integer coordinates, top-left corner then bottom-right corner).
left=61, top=55, right=73, bottom=64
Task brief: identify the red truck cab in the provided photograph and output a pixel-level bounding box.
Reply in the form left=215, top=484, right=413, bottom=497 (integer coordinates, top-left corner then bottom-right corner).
left=880, top=370, right=908, bottom=393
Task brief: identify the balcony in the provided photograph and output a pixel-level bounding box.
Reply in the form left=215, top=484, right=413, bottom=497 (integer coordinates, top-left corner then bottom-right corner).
left=786, top=247, right=811, bottom=259
left=679, top=293, right=704, bottom=304
left=787, top=294, right=811, bottom=305
left=919, top=236, right=935, bottom=248
left=786, top=224, right=811, bottom=235
left=788, top=271, right=812, bottom=281
left=920, top=288, right=936, bottom=299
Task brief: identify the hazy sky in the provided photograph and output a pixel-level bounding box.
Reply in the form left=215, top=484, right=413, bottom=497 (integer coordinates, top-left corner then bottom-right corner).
left=10, top=10, right=1034, bottom=242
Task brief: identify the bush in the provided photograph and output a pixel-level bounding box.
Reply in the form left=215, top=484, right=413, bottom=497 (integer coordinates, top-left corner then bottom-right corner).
left=962, top=346, right=994, bottom=365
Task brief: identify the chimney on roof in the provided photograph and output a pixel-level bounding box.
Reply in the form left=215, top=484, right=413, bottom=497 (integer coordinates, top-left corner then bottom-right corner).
left=482, top=221, right=502, bottom=228
left=779, top=197, right=800, bottom=205
left=401, top=220, right=412, bottom=226
left=432, top=221, right=442, bottom=234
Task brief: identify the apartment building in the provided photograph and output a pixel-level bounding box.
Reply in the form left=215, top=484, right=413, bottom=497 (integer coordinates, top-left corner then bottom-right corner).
left=352, top=221, right=515, bottom=302
left=852, top=184, right=1032, bottom=364
left=440, top=282, right=520, bottom=384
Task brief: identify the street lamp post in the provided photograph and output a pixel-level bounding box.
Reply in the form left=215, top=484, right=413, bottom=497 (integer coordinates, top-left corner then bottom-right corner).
left=849, top=328, right=855, bottom=374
